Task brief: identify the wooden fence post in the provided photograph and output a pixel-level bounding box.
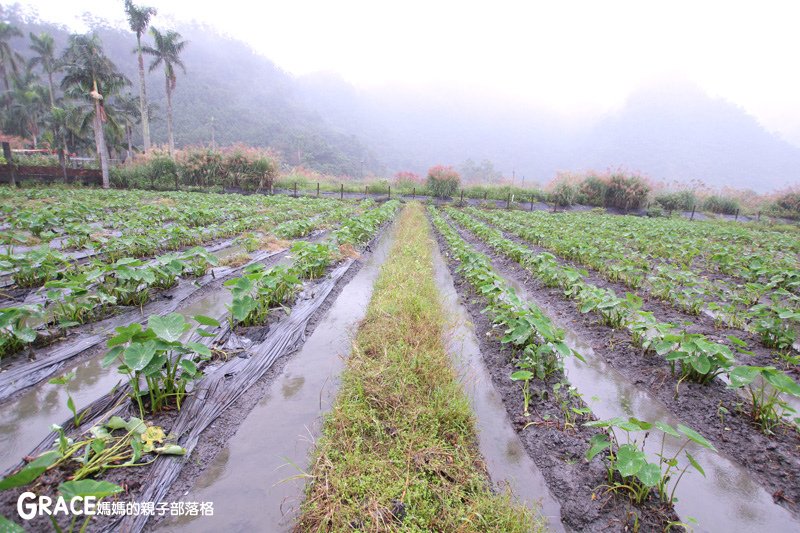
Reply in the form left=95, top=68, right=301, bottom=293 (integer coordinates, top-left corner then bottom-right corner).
left=460, top=190, right=464, bottom=204
left=388, top=185, right=391, bottom=199
left=484, top=191, right=488, bottom=201
left=58, top=148, right=67, bottom=183
left=506, top=194, right=511, bottom=210
left=735, top=208, right=739, bottom=221
left=317, top=182, right=320, bottom=197
left=365, top=185, right=368, bottom=198
left=340, top=183, right=344, bottom=200
left=690, top=206, right=695, bottom=220
left=412, top=187, right=415, bottom=199
left=530, top=196, right=534, bottom=211
left=757, top=211, right=761, bottom=221
left=2, top=142, right=16, bottom=187
left=294, top=182, right=297, bottom=198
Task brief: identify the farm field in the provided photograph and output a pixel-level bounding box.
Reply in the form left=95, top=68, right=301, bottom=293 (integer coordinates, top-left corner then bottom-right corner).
left=1, top=188, right=799, bottom=532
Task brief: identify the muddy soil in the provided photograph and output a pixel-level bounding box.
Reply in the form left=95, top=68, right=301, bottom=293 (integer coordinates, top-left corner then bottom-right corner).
left=429, top=223, right=680, bottom=532
left=447, top=213, right=800, bottom=520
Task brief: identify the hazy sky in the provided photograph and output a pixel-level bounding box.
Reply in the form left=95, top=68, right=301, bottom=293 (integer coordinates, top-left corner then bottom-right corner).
left=12, top=0, right=800, bottom=143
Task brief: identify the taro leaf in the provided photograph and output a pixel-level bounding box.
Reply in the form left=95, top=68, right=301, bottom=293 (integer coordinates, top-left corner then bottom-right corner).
left=677, top=424, right=716, bottom=451
left=763, top=369, right=800, bottom=397
left=129, top=438, right=142, bottom=464
left=692, top=353, right=711, bottom=375
left=510, top=370, right=533, bottom=381
left=142, top=426, right=166, bottom=453
left=106, top=416, right=128, bottom=430
left=726, top=335, right=748, bottom=348
left=654, top=421, right=681, bottom=438
left=13, top=327, right=37, bottom=343
left=148, top=313, right=190, bottom=343
left=615, top=444, right=647, bottom=478
left=636, top=462, right=662, bottom=487
left=685, top=451, right=706, bottom=477
left=0, top=515, right=25, bottom=533
left=48, top=371, right=76, bottom=386
left=231, top=296, right=258, bottom=322
left=193, top=314, right=220, bottom=327
left=186, top=342, right=212, bottom=357
left=90, top=439, right=106, bottom=455
left=154, top=444, right=186, bottom=455
left=58, top=479, right=123, bottom=501
left=125, top=417, right=147, bottom=434
left=196, top=329, right=216, bottom=338
left=627, top=417, right=653, bottom=431
left=554, top=341, right=572, bottom=358
left=180, top=359, right=199, bottom=376
left=727, top=366, right=761, bottom=388
left=108, top=323, right=142, bottom=347
left=586, top=433, right=611, bottom=461
left=123, top=341, right=157, bottom=371
left=0, top=451, right=60, bottom=491
left=141, top=353, right=168, bottom=377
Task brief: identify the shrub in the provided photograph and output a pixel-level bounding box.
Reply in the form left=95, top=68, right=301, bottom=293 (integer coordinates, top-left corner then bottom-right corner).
left=426, top=165, right=460, bottom=198
left=655, top=190, right=697, bottom=213
left=550, top=182, right=577, bottom=207
left=602, top=173, right=650, bottom=211
left=578, top=176, right=608, bottom=207
left=702, top=195, right=739, bottom=215
left=769, top=191, right=800, bottom=219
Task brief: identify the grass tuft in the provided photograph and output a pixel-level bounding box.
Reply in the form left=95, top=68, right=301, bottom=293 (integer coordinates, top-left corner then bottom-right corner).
left=297, top=202, right=541, bottom=532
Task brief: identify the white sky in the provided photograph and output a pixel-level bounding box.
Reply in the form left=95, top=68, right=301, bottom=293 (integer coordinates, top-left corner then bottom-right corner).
left=13, top=0, right=800, bottom=142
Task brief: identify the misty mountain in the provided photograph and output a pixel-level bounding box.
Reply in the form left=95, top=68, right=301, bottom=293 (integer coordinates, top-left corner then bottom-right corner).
left=4, top=4, right=799, bottom=191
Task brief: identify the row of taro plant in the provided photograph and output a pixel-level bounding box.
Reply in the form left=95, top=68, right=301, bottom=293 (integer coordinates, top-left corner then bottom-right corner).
left=226, top=200, right=401, bottom=329
left=429, top=206, right=716, bottom=510
left=445, top=207, right=800, bottom=434
left=471, top=207, right=800, bottom=355
left=0, top=202, right=362, bottom=360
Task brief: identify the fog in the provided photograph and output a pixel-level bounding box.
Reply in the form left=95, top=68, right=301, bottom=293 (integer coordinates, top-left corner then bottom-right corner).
left=8, top=1, right=800, bottom=190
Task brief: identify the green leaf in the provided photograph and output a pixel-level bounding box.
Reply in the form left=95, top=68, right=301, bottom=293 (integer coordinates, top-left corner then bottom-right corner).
left=125, top=417, right=147, bottom=434
left=106, top=416, right=127, bottom=430
left=101, top=345, right=124, bottom=368
left=180, top=359, right=198, bottom=376
left=685, top=451, right=705, bottom=477
left=654, top=421, right=681, bottom=438
left=727, top=366, right=761, bottom=388
left=0, top=515, right=25, bottom=533
left=148, top=313, right=190, bottom=343
left=692, top=353, right=711, bottom=375
left=615, top=444, right=647, bottom=478
left=231, top=296, right=258, bottom=322
left=586, top=433, right=611, bottom=461
left=13, top=327, right=37, bottom=343
left=123, top=341, right=157, bottom=371
left=0, top=451, right=60, bottom=491
left=186, top=342, right=211, bottom=357
left=510, top=370, right=533, bottom=381
left=58, top=479, right=123, bottom=500
left=677, top=424, right=716, bottom=451
left=108, top=323, right=142, bottom=347
left=636, top=462, right=662, bottom=487
left=193, top=314, right=220, bottom=327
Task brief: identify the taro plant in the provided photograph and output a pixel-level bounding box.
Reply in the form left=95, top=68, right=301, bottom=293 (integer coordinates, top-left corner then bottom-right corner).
left=0, top=304, right=42, bottom=358
left=290, top=241, right=334, bottom=280
left=654, top=332, right=735, bottom=386
left=0, top=247, right=71, bottom=288
left=585, top=417, right=716, bottom=504
left=727, top=365, right=800, bottom=434
left=225, top=263, right=300, bottom=327
left=45, top=271, right=113, bottom=327
left=749, top=303, right=799, bottom=351
left=102, top=313, right=216, bottom=415
left=48, top=372, right=87, bottom=427
left=510, top=370, right=533, bottom=417
left=99, top=257, right=156, bottom=307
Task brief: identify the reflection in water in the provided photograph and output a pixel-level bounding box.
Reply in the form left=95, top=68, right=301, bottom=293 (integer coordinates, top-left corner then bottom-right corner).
left=281, top=376, right=305, bottom=400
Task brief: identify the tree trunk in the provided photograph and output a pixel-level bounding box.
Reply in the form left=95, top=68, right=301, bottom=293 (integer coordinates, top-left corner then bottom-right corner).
left=93, top=99, right=110, bottom=189
left=126, top=123, right=133, bottom=162
left=137, top=36, right=151, bottom=153
left=0, top=64, right=8, bottom=92
left=46, top=71, right=55, bottom=108
left=166, top=75, right=174, bottom=157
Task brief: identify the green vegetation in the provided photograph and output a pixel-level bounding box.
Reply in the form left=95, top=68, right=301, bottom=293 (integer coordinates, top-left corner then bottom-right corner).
left=298, top=203, right=539, bottom=532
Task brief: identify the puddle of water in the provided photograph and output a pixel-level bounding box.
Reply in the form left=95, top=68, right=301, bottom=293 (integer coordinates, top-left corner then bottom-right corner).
left=157, top=223, right=397, bottom=533
left=504, top=271, right=800, bottom=532
left=430, top=243, right=566, bottom=532
left=0, top=353, right=122, bottom=474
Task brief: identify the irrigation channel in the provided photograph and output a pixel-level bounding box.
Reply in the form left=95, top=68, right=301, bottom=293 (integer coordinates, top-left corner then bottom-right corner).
left=434, top=209, right=800, bottom=532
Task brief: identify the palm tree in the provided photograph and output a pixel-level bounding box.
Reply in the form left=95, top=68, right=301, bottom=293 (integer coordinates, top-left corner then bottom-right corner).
left=6, top=69, right=49, bottom=147
left=28, top=32, right=58, bottom=107
left=0, top=22, right=23, bottom=91
left=142, top=27, right=186, bottom=157
left=109, top=92, right=140, bottom=160
left=60, top=34, right=129, bottom=188
left=124, top=0, right=157, bottom=153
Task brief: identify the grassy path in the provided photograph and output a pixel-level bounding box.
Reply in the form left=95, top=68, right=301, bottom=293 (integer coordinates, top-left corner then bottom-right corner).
left=297, top=202, right=540, bottom=532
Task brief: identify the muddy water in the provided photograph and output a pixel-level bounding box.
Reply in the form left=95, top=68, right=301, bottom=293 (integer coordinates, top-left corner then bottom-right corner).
left=430, top=244, right=566, bottom=532
left=502, top=276, right=800, bottom=532
left=156, top=223, right=397, bottom=533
